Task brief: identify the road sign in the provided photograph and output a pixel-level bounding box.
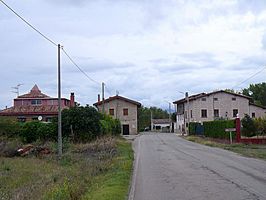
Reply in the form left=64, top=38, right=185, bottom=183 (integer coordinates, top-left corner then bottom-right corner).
left=225, top=128, right=236, bottom=132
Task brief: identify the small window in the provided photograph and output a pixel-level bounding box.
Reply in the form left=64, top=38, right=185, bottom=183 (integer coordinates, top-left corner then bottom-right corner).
left=232, top=97, right=236, bottom=101
left=252, top=112, right=255, bottom=118
left=17, top=117, right=26, bottom=122
left=123, top=108, right=128, bottom=116
left=185, top=111, right=187, bottom=119
left=213, top=98, right=218, bottom=101
left=31, top=99, right=42, bottom=105
left=109, top=109, right=114, bottom=116
left=214, top=109, right=219, bottom=117
left=190, top=110, right=192, bottom=118
left=201, top=109, right=207, bottom=118
left=233, top=109, right=238, bottom=117
left=32, top=117, right=38, bottom=121
left=201, top=98, right=206, bottom=101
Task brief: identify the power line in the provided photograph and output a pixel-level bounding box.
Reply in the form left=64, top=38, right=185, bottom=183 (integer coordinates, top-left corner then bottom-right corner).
left=61, top=48, right=101, bottom=86
left=232, top=65, right=266, bottom=89
left=0, top=0, right=57, bottom=47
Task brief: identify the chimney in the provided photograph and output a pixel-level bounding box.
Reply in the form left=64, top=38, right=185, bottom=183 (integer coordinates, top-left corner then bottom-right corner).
left=70, top=92, right=75, bottom=107
left=98, top=94, right=100, bottom=103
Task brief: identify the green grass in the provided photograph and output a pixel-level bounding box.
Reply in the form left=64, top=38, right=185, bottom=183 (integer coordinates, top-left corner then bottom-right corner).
left=186, top=136, right=266, bottom=161
left=0, top=136, right=133, bottom=200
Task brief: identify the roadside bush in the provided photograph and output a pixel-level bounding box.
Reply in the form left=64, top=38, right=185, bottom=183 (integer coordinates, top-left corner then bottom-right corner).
left=20, top=121, right=57, bottom=143
left=62, top=105, right=101, bottom=142
left=203, top=120, right=235, bottom=139
left=241, top=114, right=257, bottom=137
left=100, top=114, right=121, bottom=135
left=0, top=117, right=21, bottom=137
left=254, top=117, right=266, bottom=136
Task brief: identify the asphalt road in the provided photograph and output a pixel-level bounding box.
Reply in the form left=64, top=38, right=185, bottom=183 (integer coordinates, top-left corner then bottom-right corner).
left=129, top=133, right=266, bottom=200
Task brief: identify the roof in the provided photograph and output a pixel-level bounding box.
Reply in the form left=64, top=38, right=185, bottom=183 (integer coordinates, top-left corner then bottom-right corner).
left=249, top=102, right=266, bottom=109
left=173, top=90, right=252, bottom=105
left=93, top=95, right=141, bottom=107
left=0, top=105, right=69, bottom=116
left=152, top=119, right=171, bottom=124
left=18, top=84, right=50, bottom=99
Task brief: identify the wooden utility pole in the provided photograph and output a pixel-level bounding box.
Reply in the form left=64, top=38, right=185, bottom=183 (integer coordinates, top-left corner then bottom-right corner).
left=186, top=92, right=189, bottom=135
left=58, top=44, right=62, bottom=158
left=102, top=82, right=105, bottom=113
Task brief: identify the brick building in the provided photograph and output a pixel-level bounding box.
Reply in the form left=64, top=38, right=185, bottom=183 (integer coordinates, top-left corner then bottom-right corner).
left=0, top=84, right=75, bottom=122
left=93, top=95, right=141, bottom=135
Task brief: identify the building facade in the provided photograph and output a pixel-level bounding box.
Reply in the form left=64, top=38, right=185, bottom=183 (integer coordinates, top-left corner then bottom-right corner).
left=0, top=84, right=75, bottom=122
left=173, top=90, right=266, bottom=132
left=93, top=95, right=141, bottom=135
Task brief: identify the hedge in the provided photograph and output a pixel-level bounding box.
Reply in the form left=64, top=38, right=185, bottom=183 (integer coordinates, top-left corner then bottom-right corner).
left=189, top=122, right=201, bottom=135
left=203, top=120, right=235, bottom=139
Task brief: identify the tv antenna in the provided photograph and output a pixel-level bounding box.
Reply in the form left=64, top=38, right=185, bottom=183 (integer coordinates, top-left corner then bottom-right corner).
left=11, top=83, right=23, bottom=97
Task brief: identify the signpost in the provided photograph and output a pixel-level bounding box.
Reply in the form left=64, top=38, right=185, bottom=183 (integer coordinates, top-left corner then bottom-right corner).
left=225, top=128, right=236, bottom=144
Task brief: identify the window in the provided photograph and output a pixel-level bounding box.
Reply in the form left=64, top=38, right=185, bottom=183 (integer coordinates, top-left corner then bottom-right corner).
left=190, top=110, right=192, bottom=118
left=17, top=117, right=26, bottom=122
left=232, top=97, right=236, bottom=101
left=252, top=112, right=255, bottom=118
left=123, top=108, right=128, bottom=116
left=201, top=109, right=207, bottom=118
left=201, top=98, right=206, bottom=101
left=214, top=109, right=219, bottom=117
left=109, top=109, right=114, bottom=116
left=185, top=111, right=187, bottom=119
left=213, top=98, right=218, bottom=101
left=233, top=109, right=238, bottom=117
left=31, top=99, right=42, bottom=105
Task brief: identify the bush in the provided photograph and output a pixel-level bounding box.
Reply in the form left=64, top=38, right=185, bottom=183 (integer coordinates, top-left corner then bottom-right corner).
left=20, top=121, right=57, bottom=143
left=100, top=114, right=121, bottom=136
left=62, top=105, right=102, bottom=142
left=203, top=120, right=235, bottom=139
left=189, top=122, right=201, bottom=135
left=241, top=114, right=257, bottom=137
left=254, top=117, right=266, bottom=136
left=0, top=117, right=21, bottom=137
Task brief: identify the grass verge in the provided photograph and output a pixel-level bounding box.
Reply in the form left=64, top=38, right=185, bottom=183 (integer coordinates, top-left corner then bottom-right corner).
left=185, top=136, right=266, bottom=161
left=0, top=136, right=133, bottom=200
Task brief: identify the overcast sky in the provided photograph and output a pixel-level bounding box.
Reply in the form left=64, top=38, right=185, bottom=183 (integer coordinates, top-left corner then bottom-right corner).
left=1, top=0, right=265, bottom=110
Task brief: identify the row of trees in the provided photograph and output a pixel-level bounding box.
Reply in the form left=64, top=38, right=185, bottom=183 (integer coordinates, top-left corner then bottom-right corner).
left=0, top=105, right=121, bottom=143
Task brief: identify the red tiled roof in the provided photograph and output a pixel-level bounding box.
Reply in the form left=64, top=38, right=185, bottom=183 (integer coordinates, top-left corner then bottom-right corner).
left=93, top=95, right=141, bottom=107
left=0, top=105, right=69, bottom=116
left=18, top=84, right=50, bottom=98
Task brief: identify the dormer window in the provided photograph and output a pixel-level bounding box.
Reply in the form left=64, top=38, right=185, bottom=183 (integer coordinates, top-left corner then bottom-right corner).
left=31, top=99, right=42, bottom=105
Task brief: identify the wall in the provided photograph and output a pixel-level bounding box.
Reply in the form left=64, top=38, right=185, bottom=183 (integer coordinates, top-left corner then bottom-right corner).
left=97, top=99, right=138, bottom=135
left=249, top=104, right=266, bottom=118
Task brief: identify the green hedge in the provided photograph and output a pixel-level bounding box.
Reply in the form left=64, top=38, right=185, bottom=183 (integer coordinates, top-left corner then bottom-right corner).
left=203, top=120, right=235, bottom=139
left=100, top=114, right=121, bottom=136
left=0, top=117, right=21, bottom=137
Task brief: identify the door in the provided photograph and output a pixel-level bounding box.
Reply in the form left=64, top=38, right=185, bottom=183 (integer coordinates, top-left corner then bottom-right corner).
left=123, top=124, right=130, bottom=135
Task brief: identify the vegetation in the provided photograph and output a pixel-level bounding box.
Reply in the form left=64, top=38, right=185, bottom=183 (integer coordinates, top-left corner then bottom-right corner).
left=0, top=136, right=133, bottom=200
left=242, top=82, right=266, bottom=106
left=138, top=106, right=169, bottom=131
left=186, top=136, right=266, bottom=161
left=203, top=120, right=235, bottom=139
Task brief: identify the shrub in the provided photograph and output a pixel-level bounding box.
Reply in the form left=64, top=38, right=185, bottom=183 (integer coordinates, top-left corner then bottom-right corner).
left=203, top=120, right=235, bottom=139
left=241, top=114, right=257, bottom=137
left=62, top=105, right=101, bottom=142
left=254, top=117, right=266, bottom=136
left=100, top=114, right=121, bottom=136
left=189, top=122, right=201, bottom=135
left=0, top=117, right=21, bottom=137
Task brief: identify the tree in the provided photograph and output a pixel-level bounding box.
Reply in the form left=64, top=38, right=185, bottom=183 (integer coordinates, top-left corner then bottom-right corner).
left=138, top=106, right=169, bottom=131
left=242, top=82, right=266, bottom=106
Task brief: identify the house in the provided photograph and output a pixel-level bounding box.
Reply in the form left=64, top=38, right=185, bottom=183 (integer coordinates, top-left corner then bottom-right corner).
left=173, top=90, right=266, bottom=132
left=151, top=118, right=172, bottom=132
left=93, top=95, right=141, bottom=135
left=0, top=84, right=75, bottom=122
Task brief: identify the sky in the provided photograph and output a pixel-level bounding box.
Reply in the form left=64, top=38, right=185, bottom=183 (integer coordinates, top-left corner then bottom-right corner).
left=0, top=0, right=266, bottom=111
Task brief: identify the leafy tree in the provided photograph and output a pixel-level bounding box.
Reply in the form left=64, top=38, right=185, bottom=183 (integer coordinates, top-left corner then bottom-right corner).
left=138, top=106, right=169, bottom=131
left=62, top=105, right=101, bottom=142
left=241, top=114, right=257, bottom=137
left=242, top=82, right=266, bottom=106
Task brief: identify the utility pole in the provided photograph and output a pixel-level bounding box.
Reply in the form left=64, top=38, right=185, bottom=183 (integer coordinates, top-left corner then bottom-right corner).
left=58, top=44, right=62, bottom=159
left=168, top=102, right=171, bottom=133
left=102, top=82, right=105, bottom=113
left=185, top=92, right=189, bottom=135
left=150, top=110, right=153, bottom=131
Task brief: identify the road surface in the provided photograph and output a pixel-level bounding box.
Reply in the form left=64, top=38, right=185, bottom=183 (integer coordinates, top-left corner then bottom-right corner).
left=129, top=133, right=266, bottom=200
